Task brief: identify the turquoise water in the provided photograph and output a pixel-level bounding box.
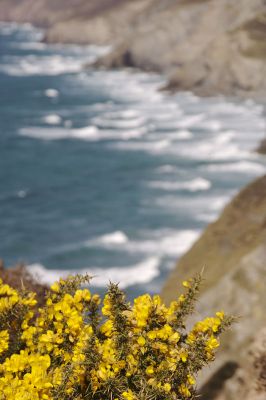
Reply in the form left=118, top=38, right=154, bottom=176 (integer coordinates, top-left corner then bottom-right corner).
left=0, top=22, right=265, bottom=297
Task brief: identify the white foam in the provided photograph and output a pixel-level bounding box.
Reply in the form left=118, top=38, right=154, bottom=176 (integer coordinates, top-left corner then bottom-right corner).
left=17, top=190, right=28, bottom=198
left=102, top=109, right=141, bottom=120
left=113, top=139, right=171, bottom=154
left=19, top=125, right=147, bottom=142
left=88, top=231, right=129, bottom=246
left=149, top=178, right=211, bottom=192
left=154, top=193, right=232, bottom=215
left=178, top=136, right=249, bottom=161
left=206, top=161, right=266, bottom=175
left=175, top=130, right=193, bottom=139
left=91, top=116, right=146, bottom=130
left=0, top=55, right=86, bottom=76
left=19, top=127, right=72, bottom=140
left=70, top=126, right=100, bottom=140
left=42, top=114, right=62, bottom=125
left=26, top=257, right=160, bottom=289
left=196, top=120, right=222, bottom=131
left=44, top=89, right=59, bottom=98
left=86, top=229, right=200, bottom=257
left=125, top=230, right=200, bottom=257
left=176, top=114, right=205, bottom=128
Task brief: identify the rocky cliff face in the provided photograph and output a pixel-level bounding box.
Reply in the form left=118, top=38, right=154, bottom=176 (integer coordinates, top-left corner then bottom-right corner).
left=161, top=175, right=266, bottom=385
left=1, top=0, right=265, bottom=97
left=201, top=327, right=266, bottom=400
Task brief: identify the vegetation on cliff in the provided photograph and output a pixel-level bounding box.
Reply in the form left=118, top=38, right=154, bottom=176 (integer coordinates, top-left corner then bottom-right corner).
left=0, top=273, right=232, bottom=400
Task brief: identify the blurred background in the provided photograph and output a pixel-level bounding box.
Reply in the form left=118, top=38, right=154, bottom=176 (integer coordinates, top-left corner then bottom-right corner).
left=0, top=1, right=266, bottom=396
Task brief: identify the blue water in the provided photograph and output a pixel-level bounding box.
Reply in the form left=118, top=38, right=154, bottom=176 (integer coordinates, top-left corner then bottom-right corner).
left=0, top=22, right=265, bottom=297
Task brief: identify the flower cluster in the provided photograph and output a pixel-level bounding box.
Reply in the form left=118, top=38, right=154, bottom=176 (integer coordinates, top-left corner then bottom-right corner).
left=0, top=274, right=233, bottom=400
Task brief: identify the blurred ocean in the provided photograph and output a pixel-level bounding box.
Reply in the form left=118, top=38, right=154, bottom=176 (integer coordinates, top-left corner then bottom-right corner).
left=0, top=22, right=266, bottom=298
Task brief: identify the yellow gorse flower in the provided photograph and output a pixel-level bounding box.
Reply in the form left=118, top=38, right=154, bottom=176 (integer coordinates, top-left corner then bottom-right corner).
left=0, top=274, right=233, bottom=400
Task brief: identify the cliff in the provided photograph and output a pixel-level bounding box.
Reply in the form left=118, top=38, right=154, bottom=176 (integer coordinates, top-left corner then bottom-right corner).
left=161, top=174, right=266, bottom=386
left=0, top=0, right=266, bottom=97
left=201, top=327, right=266, bottom=400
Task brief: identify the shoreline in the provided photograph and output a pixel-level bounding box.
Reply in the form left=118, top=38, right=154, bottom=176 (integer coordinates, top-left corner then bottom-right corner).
left=0, top=0, right=265, bottom=99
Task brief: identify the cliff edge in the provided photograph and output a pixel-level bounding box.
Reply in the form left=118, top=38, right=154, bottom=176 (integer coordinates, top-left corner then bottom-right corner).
left=161, top=174, right=266, bottom=382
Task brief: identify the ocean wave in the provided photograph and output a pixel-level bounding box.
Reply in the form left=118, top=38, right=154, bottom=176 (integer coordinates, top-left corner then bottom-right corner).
left=42, top=114, right=62, bottom=125
left=175, top=130, right=193, bottom=139
left=11, top=42, right=47, bottom=50
left=0, top=52, right=100, bottom=76
left=100, top=109, right=141, bottom=120
left=0, top=55, right=84, bottom=76
left=156, top=165, right=179, bottom=173
left=113, top=139, right=172, bottom=154
left=26, top=257, right=161, bottom=289
left=87, top=231, right=129, bottom=246
left=91, top=116, right=146, bottom=130
left=178, top=132, right=250, bottom=161
left=154, top=193, right=232, bottom=214
left=85, top=229, right=200, bottom=257
left=148, top=178, right=211, bottom=192
left=44, top=88, right=59, bottom=98
left=153, top=114, right=205, bottom=130
left=125, top=230, right=200, bottom=257
left=196, top=119, right=222, bottom=131
left=206, top=161, right=266, bottom=174
left=19, top=125, right=147, bottom=141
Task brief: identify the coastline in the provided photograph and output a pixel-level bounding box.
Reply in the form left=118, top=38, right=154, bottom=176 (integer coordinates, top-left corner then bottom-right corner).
left=0, top=0, right=266, bottom=99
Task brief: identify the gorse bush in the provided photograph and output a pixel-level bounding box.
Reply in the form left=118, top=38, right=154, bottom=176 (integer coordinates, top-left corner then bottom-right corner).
left=0, top=274, right=233, bottom=400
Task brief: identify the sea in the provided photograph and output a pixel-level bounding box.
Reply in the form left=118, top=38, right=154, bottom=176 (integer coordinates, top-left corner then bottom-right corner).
left=0, top=22, right=266, bottom=299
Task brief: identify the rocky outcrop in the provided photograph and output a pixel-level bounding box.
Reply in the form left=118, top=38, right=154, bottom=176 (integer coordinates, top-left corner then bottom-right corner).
left=161, top=175, right=266, bottom=382
left=201, top=327, right=266, bottom=400
left=0, top=0, right=266, bottom=97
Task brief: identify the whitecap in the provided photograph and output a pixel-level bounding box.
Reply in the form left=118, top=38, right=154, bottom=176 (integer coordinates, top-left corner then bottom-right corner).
left=153, top=114, right=204, bottom=131
left=178, top=139, right=248, bottom=161
left=0, top=55, right=85, bottom=76
left=71, top=126, right=146, bottom=141
left=124, top=230, right=200, bottom=257
left=19, top=125, right=147, bottom=142
left=44, top=88, right=59, bottom=98
left=91, top=116, right=146, bottom=130
left=19, top=127, right=72, bottom=140
left=206, top=161, right=266, bottom=175
left=42, top=114, right=62, bottom=125
left=148, top=178, right=211, bottom=192
left=176, top=113, right=205, bottom=128
left=154, top=193, right=232, bottom=214
left=85, top=229, right=200, bottom=258
left=17, top=190, right=28, bottom=198
left=196, top=120, right=222, bottom=131
left=26, top=257, right=160, bottom=289
left=175, top=130, right=193, bottom=139
left=87, top=231, right=129, bottom=246
left=113, top=139, right=171, bottom=154
left=102, top=109, right=141, bottom=120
